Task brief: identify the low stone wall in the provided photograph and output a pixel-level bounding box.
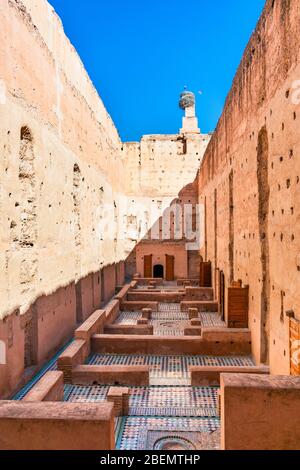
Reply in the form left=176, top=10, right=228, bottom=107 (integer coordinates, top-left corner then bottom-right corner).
left=75, top=310, right=106, bottom=355
left=23, top=371, right=64, bottom=402
left=181, top=301, right=219, bottom=312
left=72, top=365, right=150, bottom=386
left=114, top=284, right=131, bottom=302
left=104, top=300, right=120, bottom=324
left=177, top=279, right=199, bottom=286
left=190, top=366, right=269, bottom=386
left=91, top=332, right=251, bottom=356
left=0, top=401, right=115, bottom=450
left=221, top=374, right=300, bottom=450
left=184, top=326, right=202, bottom=336
left=134, top=278, right=163, bottom=286
left=57, top=340, right=88, bottom=383
left=104, top=324, right=154, bottom=335
left=184, top=287, right=214, bottom=301
left=120, top=301, right=159, bottom=312
left=128, top=291, right=185, bottom=303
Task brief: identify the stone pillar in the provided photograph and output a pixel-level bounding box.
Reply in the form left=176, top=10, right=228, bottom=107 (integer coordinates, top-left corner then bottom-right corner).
left=107, top=387, right=129, bottom=417
left=142, top=308, right=152, bottom=319
left=188, top=308, right=199, bottom=320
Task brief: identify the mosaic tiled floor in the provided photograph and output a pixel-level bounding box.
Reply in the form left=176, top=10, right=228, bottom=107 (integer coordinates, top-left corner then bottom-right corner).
left=117, top=416, right=220, bottom=450
left=88, top=354, right=255, bottom=385
left=128, top=386, right=218, bottom=417
left=12, top=291, right=251, bottom=451
left=64, top=384, right=218, bottom=417
left=115, top=311, right=225, bottom=331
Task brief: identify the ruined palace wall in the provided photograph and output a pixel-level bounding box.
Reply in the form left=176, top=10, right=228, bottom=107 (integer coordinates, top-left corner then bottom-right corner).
left=0, top=0, right=129, bottom=397
left=198, top=0, right=300, bottom=374
left=122, top=133, right=210, bottom=264
left=123, top=134, right=210, bottom=197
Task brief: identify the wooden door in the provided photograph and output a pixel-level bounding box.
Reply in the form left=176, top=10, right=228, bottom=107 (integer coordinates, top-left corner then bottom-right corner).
left=227, top=285, right=249, bottom=328
left=166, top=255, right=175, bottom=281
left=200, top=261, right=212, bottom=287
left=144, top=255, right=152, bottom=278
left=219, top=270, right=225, bottom=321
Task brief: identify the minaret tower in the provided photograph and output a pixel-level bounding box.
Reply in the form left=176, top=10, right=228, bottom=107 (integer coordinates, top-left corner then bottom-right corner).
left=179, top=88, right=200, bottom=134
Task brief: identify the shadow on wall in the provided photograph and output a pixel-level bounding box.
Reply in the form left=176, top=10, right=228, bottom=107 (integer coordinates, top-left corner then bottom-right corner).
left=124, top=177, right=205, bottom=281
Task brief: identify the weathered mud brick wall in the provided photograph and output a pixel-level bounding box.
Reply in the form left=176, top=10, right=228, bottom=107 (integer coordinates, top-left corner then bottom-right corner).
left=198, top=0, right=300, bottom=374
left=0, top=0, right=129, bottom=397
left=123, top=134, right=210, bottom=278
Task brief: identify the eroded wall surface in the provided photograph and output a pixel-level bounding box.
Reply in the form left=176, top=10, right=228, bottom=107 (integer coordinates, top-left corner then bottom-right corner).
left=198, top=0, right=300, bottom=374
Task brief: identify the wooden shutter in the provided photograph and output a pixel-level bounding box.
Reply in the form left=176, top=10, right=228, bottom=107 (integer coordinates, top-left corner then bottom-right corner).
left=144, top=255, right=152, bottom=278
left=200, top=261, right=212, bottom=287
left=165, top=255, right=175, bottom=281
left=227, top=286, right=249, bottom=328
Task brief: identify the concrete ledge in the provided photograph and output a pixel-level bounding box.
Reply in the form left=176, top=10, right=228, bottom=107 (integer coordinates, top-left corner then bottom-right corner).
left=120, top=301, right=159, bottom=312
left=181, top=301, right=218, bottom=312
left=57, top=339, right=88, bottom=383
left=23, top=371, right=64, bottom=402
left=75, top=310, right=106, bottom=351
left=0, top=401, right=115, bottom=450
left=91, top=334, right=251, bottom=356
left=104, top=324, right=154, bottom=335
left=221, top=374, right=300, bottom=450
left=72, top=365, right=150, bottom=386
left=190, top=365, right=269, bottom=386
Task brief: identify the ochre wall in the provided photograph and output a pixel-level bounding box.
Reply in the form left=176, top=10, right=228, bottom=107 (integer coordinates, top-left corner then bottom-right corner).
left=198, top=0, right=300, bottom=374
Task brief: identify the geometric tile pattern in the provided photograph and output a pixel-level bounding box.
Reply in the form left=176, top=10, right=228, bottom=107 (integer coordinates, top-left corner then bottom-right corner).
left=151, top=320, right=190, bottom=336
left=64, top=384, right=109, bottom=403
left=117, top=416, right=220, bottom=450
left=158, top=303, right=181, bottom=313
left=200, top=312, right=226, bottom=328
left=115, top=311, right=226, bottom=330
left=88, top=354, right=255, bottom=385
left=128, top=386, right=218, bottom=417
left=63, top=384, right=219, bottom=417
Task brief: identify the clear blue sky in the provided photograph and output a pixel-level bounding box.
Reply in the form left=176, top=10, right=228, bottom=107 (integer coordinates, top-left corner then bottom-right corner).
left=49, top=0, right=265, bottom=141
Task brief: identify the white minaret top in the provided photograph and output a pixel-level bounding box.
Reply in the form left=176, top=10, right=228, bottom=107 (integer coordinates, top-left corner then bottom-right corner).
left=179, top=89, right=200, bottom=134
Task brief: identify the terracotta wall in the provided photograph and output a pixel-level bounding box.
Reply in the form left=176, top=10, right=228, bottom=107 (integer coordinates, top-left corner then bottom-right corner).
left=198, top=0, right=300, bottom=373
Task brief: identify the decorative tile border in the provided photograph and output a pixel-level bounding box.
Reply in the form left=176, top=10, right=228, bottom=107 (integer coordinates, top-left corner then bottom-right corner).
left=118, top=416, right=220, bottom=450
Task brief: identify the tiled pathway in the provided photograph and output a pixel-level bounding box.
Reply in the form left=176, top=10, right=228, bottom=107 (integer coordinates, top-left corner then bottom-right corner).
left=13, top=284, right=254, bottom=450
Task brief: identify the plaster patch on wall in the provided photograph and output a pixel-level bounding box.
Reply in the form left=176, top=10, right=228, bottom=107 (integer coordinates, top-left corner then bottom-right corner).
left=0, top=341, right=6, bottom=365
left=0, top=80, right=6, bottom=105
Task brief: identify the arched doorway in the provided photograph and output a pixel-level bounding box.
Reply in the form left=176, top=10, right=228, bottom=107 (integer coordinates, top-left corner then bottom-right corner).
left=153, top=264, right=164, bottom=278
